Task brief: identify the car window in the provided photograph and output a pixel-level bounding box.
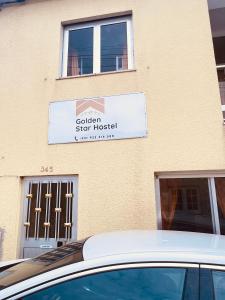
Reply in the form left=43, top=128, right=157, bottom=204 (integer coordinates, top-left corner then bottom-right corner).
left=200, top=268, right=214, bottom=300
left=0, top=239, right=86, bottom=291
left=21, top=267, right=190, bottom=300
left=212, top=270, right=225, bottom=300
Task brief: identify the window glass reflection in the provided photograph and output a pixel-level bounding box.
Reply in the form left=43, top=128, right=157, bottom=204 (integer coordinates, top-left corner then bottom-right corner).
left=67, top=27, right=93, bottom=76
left=213, top=37, right=225, bottom=115
left=213, top=37, right=225, bottom=66
left=212, top=270, right=225, bottom=300
left=215, top=178, right=225, bottom=235
left=24, top=268, right=186, bottom=300
left=160, top=178, right=213, bottom=233
left=101, top=22, right=128, bottom=72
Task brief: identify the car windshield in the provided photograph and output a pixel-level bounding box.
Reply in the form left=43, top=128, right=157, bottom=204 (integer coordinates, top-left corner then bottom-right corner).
left=0, top=239, right=86, bottom=290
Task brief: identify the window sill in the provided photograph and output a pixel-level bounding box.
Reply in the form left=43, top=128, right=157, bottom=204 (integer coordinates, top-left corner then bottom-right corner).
left=56, top=69, right=137, bottom=80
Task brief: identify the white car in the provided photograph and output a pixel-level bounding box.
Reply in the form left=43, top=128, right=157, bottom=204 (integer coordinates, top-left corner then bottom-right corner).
left=0, top=230, right=225, bottom=299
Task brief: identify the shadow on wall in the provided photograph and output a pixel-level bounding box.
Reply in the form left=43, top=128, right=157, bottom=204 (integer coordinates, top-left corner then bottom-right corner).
left=0, top=228, right=4, bottom=260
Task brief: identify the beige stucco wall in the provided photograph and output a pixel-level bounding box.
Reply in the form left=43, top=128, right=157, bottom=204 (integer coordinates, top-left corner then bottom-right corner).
left=0, top=177, right=22, bottom=259
left=0, top=0, right=224, bottom=259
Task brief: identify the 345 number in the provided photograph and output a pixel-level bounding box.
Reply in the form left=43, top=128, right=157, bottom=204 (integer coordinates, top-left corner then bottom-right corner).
left=40, top=166, right=53, bottom=173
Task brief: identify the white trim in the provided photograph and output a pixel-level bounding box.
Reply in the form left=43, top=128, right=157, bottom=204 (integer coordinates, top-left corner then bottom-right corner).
left=216, top=64, right=225, bottom=69
left=200, top=264, right=225, bottom=270
left=65, top=16, right=131, bottom=31
left=65, top=23, right=95, bottom=32
left=62, top=29, right=69, bottom=77
left=72, top=177, right=78, bottom=241
left=58, top=25, right=64, bottom=78
left=23, top=175, right=77, bottom=182
left=209, top=178, right=221, bottom=234
left=62, top=16, right=133, bottom=77
left=155, top=177, right=162, bottom=229
left=208, top=178, right=217, bottom=234
left=127, top=18, right=134, bottom=69
left=9, top=262, right=198, bottom=299
left=156, top=173, right=212, bottom=179
left=93, top=24, right=100, bottom=73
left=156, top=172, right=225, bottom=179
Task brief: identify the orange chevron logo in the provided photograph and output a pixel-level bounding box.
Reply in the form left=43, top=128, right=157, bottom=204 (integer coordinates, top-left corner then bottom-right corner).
left=76, top=98, right=105, bottom=116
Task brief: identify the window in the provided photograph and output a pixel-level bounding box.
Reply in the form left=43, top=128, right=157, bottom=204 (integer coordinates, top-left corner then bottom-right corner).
left=157, top=175, right=225, bottom=235
left=213, top=37, right=225, bottom=66
left=21, top=267, right=198, bottom=300
left=215, top=178, right=225, bottom=235
left=209, top=6, right=225, bottom=121
left=62, top=16, right=133, bottom=77
left=200, top=267, right=225, bottom=300
left=159, top=178, right=213, bottom=233
left=217, top=65, right=225, bottom=120
left=212, top=37, right=225, bottom=121
left=212, top=270, right=225, bottom=300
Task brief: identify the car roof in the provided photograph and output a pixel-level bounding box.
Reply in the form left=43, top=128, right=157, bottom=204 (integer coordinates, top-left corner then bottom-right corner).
left=0, top=260, right=25, bottom=269
left=0, top=240, right=86, bottom=291
left=83, top=230, right=225, bottom=260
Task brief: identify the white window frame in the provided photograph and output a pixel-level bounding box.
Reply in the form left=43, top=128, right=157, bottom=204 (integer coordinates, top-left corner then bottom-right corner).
left=62, top=16, right=134, bottom=77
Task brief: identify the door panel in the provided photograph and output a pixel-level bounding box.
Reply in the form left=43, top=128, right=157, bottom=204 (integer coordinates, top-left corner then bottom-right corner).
left=200, top=268, right=214, bottom=300
left=200, top=265, right=225, bottom=300
left=22, top=177, right=77, bottom=258
left=183, top=267, right=199, bottom=300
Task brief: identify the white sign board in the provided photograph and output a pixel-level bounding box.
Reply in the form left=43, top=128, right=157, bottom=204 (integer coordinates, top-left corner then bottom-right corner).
left=48, top=93, right=147, bottom=144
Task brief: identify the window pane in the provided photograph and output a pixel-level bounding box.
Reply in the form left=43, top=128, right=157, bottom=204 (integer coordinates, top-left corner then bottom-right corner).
left=217, top=69, right=225, bottom=106
left=212, top=270, right=225, bottom=300
left=160, top=178, right=213, bottom=233
left=67, top=27, right=93, bottom=76
left=213, top=37, right=225, bottom=65
left=101, top=22, right=128, bottom=72
left=215, top=178, right=225, bottom=235
left=24, top=267, right=186, bottom=300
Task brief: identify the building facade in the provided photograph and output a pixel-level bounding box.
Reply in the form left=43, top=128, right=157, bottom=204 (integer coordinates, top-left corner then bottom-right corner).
left=0, top=0, right=224, bottom=260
